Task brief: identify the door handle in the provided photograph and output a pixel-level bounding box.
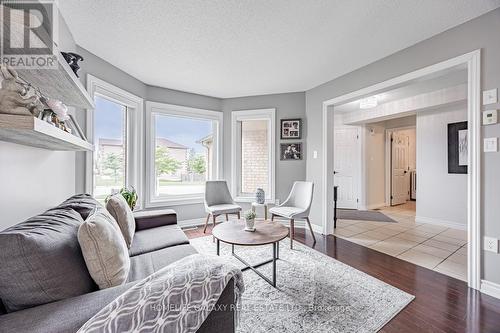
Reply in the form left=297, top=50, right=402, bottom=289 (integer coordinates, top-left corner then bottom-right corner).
left=333, top=171, right=338, bottom=175
left=404, top=170, right=407, bottom=174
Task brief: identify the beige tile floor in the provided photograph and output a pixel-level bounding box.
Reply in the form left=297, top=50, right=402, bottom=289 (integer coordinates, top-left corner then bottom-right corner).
left=333, top=202, right=467, bottom=281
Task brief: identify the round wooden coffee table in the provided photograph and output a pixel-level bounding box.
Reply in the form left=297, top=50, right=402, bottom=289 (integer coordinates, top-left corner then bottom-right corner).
left=212, top=220, right=289, bottom=287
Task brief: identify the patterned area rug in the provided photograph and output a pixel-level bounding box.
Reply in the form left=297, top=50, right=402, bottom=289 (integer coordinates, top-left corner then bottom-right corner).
left=190, top=236, right=413, bottom=333
left=338, top=209, right=396, bottom=223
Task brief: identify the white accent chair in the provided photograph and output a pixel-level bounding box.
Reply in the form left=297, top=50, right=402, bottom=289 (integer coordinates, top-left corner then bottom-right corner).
left=269, top=181, right=316, bottom=249
left=204, top=180, right=242, bottom=233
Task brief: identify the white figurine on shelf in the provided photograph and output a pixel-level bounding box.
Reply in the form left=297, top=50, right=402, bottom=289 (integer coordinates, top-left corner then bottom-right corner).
left=46, top=99, right=69, bottom=121
left=0, top=65, right=44, bottom=117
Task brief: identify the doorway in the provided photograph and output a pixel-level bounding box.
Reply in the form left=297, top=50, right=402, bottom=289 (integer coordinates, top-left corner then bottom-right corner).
left=387, top=127, right=416, bottom=207
left=333, top=126, right=360, bottom=209
left=322, top=50, right=481, bottom=289
left=332, top=86, right=470, bottom=282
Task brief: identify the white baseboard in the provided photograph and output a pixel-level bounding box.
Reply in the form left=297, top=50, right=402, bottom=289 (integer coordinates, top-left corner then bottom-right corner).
left=415, top=216, right=467, bottom=230
left=178, top=218, right=206, bottom=229
left=311, top=223, right=323, bottom=234
left=481, top=280, right=500, bottom=300
left=271, top=218, right=323, bottom=233
left=178, top=217, right=324, bottom=234
left=365, top=202, right=386, bottom=210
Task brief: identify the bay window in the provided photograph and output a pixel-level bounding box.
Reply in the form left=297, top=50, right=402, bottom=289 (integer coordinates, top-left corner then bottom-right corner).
left=92, top=96, right=127, bottom=201
left=146, top=102, right=223, bottom=206
left=86, top=75, right=144, bottom=204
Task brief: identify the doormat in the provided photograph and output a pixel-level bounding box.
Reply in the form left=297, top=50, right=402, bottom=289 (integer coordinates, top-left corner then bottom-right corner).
left=337, top=209, right=396, bottom=223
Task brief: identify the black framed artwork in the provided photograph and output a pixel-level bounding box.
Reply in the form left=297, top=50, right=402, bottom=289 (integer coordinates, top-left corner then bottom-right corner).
left=280, top=118, right=302, bottom=139
left=447, top=121, right=467, bottom=174
left=280, top=143, right=302, bottom=160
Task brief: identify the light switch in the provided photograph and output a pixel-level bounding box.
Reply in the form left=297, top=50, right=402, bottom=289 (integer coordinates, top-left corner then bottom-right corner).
left=483, top=110, right=498, bottom=125
left=313, top=150, right=318, bottom=159
left=483, top=89, right=498, bottom=105
left=484, top=137, right=498, bottom=152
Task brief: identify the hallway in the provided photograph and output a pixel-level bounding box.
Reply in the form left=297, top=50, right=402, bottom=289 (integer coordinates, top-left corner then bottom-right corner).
left=333, top=202, right=467, bottom=281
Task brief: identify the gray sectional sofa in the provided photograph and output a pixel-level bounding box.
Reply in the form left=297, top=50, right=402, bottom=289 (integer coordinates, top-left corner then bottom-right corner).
left=0, top=194, right=235, bottom=332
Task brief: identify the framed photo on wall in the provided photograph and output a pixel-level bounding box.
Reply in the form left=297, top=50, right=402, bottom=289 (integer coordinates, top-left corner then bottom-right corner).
left=280, top=118, right=302, bottom=139
left=447, top=121, right=467, bottom=174
left=280, top=143, right=302, bottom=160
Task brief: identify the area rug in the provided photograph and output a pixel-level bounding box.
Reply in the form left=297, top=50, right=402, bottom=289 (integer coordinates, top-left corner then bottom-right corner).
left=337, top=209, right=396, bottom=223
left=190, top=236, right=414, bottom=333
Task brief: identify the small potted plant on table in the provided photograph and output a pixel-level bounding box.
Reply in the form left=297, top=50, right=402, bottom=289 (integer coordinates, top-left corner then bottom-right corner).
left=244, top=210, right=257, bottom=232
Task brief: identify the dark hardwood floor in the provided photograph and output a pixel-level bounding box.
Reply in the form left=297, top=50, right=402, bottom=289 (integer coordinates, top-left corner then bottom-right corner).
left=184, top=225, right=500, bottom=333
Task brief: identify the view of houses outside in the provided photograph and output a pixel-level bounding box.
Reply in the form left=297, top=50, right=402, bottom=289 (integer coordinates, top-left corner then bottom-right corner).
left=93, top=97, right=268, bottom=202
left=93, top=97, right=215, bottom=201
left=92, top=98, right=271, bottom=203
left=153, top=113, right=214, bottom=197
left=93, top=96, right=127, bottom=201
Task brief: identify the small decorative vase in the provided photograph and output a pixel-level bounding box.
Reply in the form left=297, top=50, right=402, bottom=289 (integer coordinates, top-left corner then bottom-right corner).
left=255, top=188, right=265, bottom=204
left=245, top=218, right=255, bottom=231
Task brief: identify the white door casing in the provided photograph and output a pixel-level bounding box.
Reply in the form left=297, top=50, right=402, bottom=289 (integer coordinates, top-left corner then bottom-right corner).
left=391, top=131, right=410, bottom=205
left=321, top=50, right=481, bottom=290
left=333, top=127, right=359, bottom=209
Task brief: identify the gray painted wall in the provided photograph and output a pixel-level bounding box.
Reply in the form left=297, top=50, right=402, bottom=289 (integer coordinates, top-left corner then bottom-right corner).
left=74, top=47, right=224, bottom=222
left=146, top=86, right=222, bottom=112
left=416, top=106, right=467, bottom=226
left=75, top=48, right=305, bottom=221
left=305, top=8, right=500, bottom=283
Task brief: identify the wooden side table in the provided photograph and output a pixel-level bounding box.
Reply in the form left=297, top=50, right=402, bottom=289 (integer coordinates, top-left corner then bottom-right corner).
left=251, top=202, right=268, bottom=220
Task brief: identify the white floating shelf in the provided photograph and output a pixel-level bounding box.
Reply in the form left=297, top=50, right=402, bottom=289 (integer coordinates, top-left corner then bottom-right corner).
left=3, top=9, right=94, bottom=109
left=0, top=115, right=93, bottom=151
left=15, top=53, right=95, bottom=110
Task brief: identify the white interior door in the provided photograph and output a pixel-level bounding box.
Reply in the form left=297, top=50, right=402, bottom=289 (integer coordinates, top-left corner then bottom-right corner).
left=391, top=131, right=409, bottom=205
left=333, top=127, right=359, bottom=209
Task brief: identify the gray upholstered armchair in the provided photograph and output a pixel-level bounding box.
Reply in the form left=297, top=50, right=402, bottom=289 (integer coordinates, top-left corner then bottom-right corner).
left=269, top=181, right=316, bottom=249
left=204, top=180, right=242, bottom=233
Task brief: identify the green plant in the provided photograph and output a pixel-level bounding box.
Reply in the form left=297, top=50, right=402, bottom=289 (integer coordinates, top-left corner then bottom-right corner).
left=244, top=210, right=256, bottom=220
left=102, top=152, right=124, bottom=182
left=155, top=146, right=181, bottom=176
left=187, top=154, right=206, bottom=175
left=106, top=187, right=138, bottom=210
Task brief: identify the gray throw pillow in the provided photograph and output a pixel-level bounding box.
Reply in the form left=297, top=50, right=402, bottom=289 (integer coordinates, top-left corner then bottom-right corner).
left=78, top=209, right=130, bottom=289
left=106, top=194, right=135, bottom=248
left=0, top=208, right=95, bottom=312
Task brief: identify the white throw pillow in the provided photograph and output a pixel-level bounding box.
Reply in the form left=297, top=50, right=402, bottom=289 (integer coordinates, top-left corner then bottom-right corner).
left=78, top=209, right=130, bottom=289
left=106, top=194, right=136, bottom=248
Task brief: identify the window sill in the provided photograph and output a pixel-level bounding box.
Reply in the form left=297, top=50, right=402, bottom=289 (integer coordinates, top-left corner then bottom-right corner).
left=235, top=196, right=275, bottom=204
left=145, top=197, right=204, bottom=208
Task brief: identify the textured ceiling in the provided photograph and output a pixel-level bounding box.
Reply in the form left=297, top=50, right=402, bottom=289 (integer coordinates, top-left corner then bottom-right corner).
left=59, top=0, right=500, bottom=98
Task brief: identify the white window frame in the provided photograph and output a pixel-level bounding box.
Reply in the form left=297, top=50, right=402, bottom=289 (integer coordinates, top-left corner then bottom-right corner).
left=145, top=101, right=223, bottom=207
left=231, top=108, right=276, bottom=203
left=85, top=75, right=144, bottom=207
